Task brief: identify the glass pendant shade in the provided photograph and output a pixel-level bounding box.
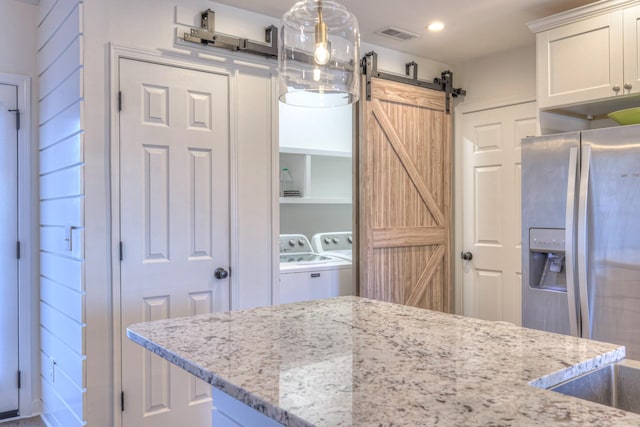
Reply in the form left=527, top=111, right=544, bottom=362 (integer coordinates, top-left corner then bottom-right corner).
left=279, top=0, right=360, bottom=107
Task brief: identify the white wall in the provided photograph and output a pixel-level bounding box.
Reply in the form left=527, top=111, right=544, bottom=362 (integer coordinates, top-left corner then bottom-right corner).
left=280, top=204, right=352, bottom=239
left=1, top=1, right=38, bottom=76
left=0, top=0, right=40, bottom=419
left=454, top=44, right=536, bottom=109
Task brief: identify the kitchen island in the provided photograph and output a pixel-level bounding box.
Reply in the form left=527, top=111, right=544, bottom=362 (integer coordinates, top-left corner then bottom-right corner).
left=127, top=296, right=640, bottom=426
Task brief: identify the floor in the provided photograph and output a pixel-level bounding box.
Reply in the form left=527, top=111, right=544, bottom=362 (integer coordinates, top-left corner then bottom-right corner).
left=0, top=417, right=44, bottom=427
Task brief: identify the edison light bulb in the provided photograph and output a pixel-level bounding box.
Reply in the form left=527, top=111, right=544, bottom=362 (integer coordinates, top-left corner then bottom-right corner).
left=314, top=42, right=330, bottom=65
left=314, top=7, right=330, bottom=65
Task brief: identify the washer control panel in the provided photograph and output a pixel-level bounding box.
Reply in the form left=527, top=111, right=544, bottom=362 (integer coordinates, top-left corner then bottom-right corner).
left=279, top=234, right=313, bottom=254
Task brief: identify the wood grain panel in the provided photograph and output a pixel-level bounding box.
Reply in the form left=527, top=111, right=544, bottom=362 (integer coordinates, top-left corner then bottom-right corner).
left=373, top=227, right=445, bottom=248
left=359, top=77, right=452, bottom=312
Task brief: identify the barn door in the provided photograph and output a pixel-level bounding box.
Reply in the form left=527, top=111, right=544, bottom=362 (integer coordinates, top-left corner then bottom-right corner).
left=359, top=77, right=452, bottom=312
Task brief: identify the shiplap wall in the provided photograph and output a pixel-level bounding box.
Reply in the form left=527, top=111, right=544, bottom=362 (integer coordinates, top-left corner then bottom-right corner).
left=37, top=0, right=86, bottom=426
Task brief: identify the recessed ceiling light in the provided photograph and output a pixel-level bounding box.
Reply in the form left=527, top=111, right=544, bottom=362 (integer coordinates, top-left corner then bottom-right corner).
left=427, top=21, right=445, bottom=32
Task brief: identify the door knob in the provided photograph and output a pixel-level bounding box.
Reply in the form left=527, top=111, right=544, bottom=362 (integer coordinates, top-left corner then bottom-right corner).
left=461, top=251, right=473, bottom=261
left=613, top=85, right=621, bottom=93
left=214, top=267, right=229, bottom=280
left=624, top=82, right=633, bottom=90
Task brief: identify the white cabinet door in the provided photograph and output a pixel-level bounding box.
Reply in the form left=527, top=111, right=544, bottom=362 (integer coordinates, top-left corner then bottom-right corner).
left=624, top=5, right=640, bottom=95
left=0, top=83, right=19, bottom=419
left=119, top=59, right=230, bottom=427
left=461, top=102, right=538, bottom=325
left=536, top=11, right=624, bottom=109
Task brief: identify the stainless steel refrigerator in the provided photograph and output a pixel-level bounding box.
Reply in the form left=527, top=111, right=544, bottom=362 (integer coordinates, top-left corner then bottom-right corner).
left=522, top=124, right=640, bottom=359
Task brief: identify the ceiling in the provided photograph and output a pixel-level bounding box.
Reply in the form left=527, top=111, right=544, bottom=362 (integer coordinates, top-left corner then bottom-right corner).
left=213, top=0, right=597, bottom=65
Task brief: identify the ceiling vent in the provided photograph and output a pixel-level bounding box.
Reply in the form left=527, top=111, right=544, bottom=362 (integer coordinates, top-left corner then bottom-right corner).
left=375, top=26, right=421, bottom=41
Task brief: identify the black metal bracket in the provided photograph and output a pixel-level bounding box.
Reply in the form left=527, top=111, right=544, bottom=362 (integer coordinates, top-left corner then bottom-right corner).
left=183, top=9, right=278, bottom=59
left=361, top=51, right=466, bottom=114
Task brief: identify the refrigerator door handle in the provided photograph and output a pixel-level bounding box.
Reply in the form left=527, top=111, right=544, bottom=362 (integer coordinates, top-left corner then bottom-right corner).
left=564, top=146, right=579, bottom=337
left=577, top=145, right=592, bottom=338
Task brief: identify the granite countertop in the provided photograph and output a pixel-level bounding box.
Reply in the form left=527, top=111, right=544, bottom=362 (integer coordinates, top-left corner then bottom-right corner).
left=127, top=296, right=640, bottom=426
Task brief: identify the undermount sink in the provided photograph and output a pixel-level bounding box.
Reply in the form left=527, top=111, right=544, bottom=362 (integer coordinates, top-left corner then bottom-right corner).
left=550, top=359, right=640, bottom=414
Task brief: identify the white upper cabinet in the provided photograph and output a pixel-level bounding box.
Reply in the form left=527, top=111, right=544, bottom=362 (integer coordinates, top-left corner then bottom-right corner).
left=624, top=5, right=640, bottom=94
left=531, top=1, right=640, bottom=110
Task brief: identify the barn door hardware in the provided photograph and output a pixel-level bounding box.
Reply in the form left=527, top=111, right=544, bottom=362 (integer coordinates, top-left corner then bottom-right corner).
left=183, top=9, right=278, bottom=58
left=361, top=51, right=466, bottom=113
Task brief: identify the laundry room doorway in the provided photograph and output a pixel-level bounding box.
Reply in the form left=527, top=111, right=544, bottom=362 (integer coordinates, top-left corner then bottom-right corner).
left=277, top=98, right=355, bottom=303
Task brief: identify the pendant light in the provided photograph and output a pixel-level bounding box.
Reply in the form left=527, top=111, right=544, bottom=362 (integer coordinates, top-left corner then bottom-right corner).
left=279, top=0, right=360, bottom=107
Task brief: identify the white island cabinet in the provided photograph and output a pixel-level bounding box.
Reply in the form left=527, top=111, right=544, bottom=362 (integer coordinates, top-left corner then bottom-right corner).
left=126, top=297, right=640, bottom=427
left=531, top=1, right=640, bottom=110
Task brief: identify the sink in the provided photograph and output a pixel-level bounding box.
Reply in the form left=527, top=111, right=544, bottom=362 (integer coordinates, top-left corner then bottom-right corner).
left=550, top=359, right=640, bottom=414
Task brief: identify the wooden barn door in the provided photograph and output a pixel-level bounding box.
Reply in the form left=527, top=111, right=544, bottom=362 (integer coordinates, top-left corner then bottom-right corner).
left=359, top=77, right=452, bottom=312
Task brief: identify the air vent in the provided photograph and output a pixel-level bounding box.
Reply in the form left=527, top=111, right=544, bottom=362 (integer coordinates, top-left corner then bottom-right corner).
left=376, top=26, right=421, bottom=41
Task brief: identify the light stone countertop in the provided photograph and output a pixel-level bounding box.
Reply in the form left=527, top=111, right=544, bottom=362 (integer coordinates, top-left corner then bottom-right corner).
left=127, top=296, right=639, bottom=426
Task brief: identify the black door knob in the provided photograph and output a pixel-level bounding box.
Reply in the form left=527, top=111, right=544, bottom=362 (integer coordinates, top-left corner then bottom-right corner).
left=461, top=252, right=473, bottom=261
left=214, top=267, right=229, bottom=280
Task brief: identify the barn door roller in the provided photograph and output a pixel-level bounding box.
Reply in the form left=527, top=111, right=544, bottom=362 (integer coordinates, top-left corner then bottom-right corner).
left=361, top=51, right=466, bottom=114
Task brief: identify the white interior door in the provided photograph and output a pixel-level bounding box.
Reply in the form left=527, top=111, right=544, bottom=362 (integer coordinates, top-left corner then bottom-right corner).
left=119, top=59, right=230, bottom=427
left=461, top=102, right=537, bottom=325
left=0, top=83, right=19, bottom=419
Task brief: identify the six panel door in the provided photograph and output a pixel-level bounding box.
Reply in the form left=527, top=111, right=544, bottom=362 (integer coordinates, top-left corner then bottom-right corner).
left=461, top=101, right=537, bottom=324
left=119, top=59, right=231, bottom=427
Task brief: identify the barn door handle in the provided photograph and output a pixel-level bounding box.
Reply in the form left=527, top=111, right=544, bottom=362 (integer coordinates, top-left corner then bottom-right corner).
left=214, top=267, right=229, bottom=280
left=461, top=252, right=473, bottom=261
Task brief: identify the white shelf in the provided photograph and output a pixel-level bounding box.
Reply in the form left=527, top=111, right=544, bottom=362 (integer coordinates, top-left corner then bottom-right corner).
left=280, top=197, right=352, bottom=205
left=279, top=146, right=352, bottom=158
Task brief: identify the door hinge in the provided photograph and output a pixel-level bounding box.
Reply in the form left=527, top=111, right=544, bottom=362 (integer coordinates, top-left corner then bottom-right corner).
left=118, top=91, right=122, bottom=111
left=8, top=109, right=20, bottom=130
left=119, top=241, right=123, bottom=261
left=16, top=241, right=21, bottom=259
left=17, top=371, right=21, bottom=389
left=121, top=391, right=125, bottom=412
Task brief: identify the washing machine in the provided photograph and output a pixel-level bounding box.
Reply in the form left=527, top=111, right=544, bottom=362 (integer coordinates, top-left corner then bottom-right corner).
left=279, top=234, right=352, bottom=304
left=311, top=231, right=353, bottom=262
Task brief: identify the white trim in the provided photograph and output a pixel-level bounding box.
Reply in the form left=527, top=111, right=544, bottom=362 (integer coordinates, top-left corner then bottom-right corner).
left=270, top=74, right=280, bottom=306
left=453, top=105, right=463, bottom=316
left=0, top=72, right=37, bottom=418
left=528, top=0, right=640, bottom=33
left=229, top=68, right=240, bottom=310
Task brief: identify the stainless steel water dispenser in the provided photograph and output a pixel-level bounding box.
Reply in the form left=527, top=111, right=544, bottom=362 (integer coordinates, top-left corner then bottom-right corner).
left=528, top=228, right=566, bottom=291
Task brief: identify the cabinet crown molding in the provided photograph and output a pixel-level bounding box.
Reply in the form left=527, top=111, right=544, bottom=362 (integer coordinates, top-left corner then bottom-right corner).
left=528, top=0, right=640, bottom=33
